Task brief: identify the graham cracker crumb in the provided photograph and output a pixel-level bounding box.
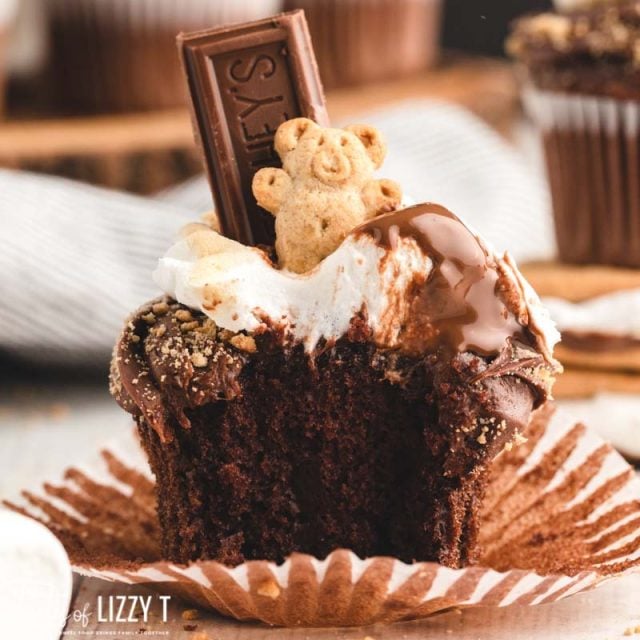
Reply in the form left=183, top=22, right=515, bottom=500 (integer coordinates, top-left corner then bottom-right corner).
left=477, top=433, right=487, bottom=445
left=514, top=431, right=528, bottom=446
left=624, top=626, right=640, bottom=636
left=181, top=321, right=200, bottom=333
left=256, top=578, right=280, bottom=599
left=153, top=324, right=167, bottom=338
left=230, top=334, right=257, bottom=353
left=175, top=309, right=193, bottom=322
left=182, top=609, right=200, bottom=621
left=191, top=353, right=209, bottom=368
left=152, top=301, right=169, bottom=315
left=142, top=313, right=156, bottom=325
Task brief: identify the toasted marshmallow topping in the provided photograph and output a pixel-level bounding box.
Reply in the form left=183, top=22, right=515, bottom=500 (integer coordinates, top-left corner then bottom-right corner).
left=154, top=206, right=560, bottom=359
left=154, top=222, right=428, bottom=352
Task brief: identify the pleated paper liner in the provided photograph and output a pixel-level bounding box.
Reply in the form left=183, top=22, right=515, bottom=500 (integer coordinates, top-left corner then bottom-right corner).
left=46, top=0, right=284, bottom=113
left=282, top=0, right=442, bottom=90
left=523, top=88, right=640, bottom=268
left=6, top=403, right=640, bottom=627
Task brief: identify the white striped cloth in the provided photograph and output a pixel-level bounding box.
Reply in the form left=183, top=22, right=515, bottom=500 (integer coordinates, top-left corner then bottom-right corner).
left=0, top=101, right=555, bottom=366
left=0, top=170, right=193, bottom=365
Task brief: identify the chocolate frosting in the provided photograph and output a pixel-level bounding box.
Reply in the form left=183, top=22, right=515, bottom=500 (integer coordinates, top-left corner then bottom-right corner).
left=112, top=297, right=555, bottom=444
left=357, top=203, right=537, bottom=357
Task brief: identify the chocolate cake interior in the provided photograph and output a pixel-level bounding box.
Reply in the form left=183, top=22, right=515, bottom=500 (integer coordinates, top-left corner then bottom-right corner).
left=116, top=309, right=542, bottom=568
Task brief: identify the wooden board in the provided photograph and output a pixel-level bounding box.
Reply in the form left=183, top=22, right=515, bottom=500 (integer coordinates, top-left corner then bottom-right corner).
left=62, top=573, right=640, bottom=639
left=0, top=58, right=519, bottom=194
left=521, top=262, right=640, bottom=303
left=520, top=261, right=640, bottom=398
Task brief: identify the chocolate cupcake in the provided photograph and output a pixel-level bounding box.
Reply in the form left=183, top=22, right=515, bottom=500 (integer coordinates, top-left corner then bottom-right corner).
left=284, top=0, right=442, bottom=89
left=45, top=0, right=284, bottom=114
left=110, top=115, right=560, bottom=569
left=0, top=0, right=18, bottom=118
left=508, top=0, right=640, bottom=267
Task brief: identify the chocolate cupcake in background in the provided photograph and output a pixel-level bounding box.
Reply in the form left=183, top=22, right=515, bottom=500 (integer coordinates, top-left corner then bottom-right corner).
left=0, top=0, right=18, bottom=118
left=284, top=0, right=442, bottom=89
left=45, top=0, right=284, bottom=114
left=508, top=0, right=640, bottom=268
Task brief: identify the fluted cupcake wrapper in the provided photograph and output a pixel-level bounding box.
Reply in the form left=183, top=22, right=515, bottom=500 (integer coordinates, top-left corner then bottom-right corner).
left=524, top=88, right=640, bottom=268
left=284, top=0, right=442, bottom=89
left=46, top=0, right=284, bottom=30
left=0, top=0, right=17, bottom=120
left=0, top=30, right=7, bottom=119
left=46, top=0, right=284, bottom=112
left=6, top=403, right=640, bottom=627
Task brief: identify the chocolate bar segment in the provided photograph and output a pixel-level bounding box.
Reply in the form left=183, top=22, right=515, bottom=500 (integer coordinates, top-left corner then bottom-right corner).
left=178, top=10, right=329, bottom=246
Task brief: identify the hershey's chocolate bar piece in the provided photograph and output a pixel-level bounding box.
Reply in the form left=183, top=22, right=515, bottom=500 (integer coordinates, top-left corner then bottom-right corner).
left=178, top=10, right=329, bottom=246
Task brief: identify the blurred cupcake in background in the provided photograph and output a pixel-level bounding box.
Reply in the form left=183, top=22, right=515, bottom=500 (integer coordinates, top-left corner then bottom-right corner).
left=284, top=0, right=442, bottom=89
left=0, top=0, right=18, bottom=118
left=46, top=0, right=284, bottom=114
left=508, top=0, right=640, bottom=267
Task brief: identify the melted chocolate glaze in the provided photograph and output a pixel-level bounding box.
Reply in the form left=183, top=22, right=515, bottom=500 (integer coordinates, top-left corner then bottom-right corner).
left=357, top=203, right=535, bottom=357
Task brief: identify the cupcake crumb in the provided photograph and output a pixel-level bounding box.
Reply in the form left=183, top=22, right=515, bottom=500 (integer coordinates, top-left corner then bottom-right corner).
left=256, top=578, right=280, bottom=599
left=182, top=609, right=200, bottom=621
left=152, top=301, right=169, bottom=315
left=191, top=353, right=209, bottom=368
left=230, top=335, right=257, bottom=353
left=176, top=309, right=194, bottom=322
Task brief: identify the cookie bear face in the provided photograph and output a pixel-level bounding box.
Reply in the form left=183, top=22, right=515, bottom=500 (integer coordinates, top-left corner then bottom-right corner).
left=252, top=118, right=402, bottom=273
left=275, top=118, right=386, bottom=187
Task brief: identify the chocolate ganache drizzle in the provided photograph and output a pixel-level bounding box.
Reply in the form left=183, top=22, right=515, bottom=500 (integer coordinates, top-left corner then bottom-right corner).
left=357, top=203, right=534, bottom=357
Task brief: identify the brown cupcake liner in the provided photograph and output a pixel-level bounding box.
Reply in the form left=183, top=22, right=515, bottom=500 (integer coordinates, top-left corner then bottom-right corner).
left=285, top=0, right=442, bottom=89
left=524, top=88, right=640, bottom=268
left=6, top=403, right=640, bottom=627
left=45, top=0, right=283, bottom=113
left=0, top=29, right=6, bottom=119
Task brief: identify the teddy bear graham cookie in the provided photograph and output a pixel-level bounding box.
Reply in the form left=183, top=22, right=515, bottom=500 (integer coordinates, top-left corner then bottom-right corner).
left=252, top=118, right=403, bottom=273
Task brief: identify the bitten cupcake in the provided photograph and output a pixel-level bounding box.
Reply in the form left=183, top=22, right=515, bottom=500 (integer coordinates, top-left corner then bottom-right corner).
left=45, top=0, right=283, bottom=113
left=284, top=0, right=442, bottom=89
left=111, top=117, right=561, bottom=570
left=508, top=0, right=640, bottom=267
